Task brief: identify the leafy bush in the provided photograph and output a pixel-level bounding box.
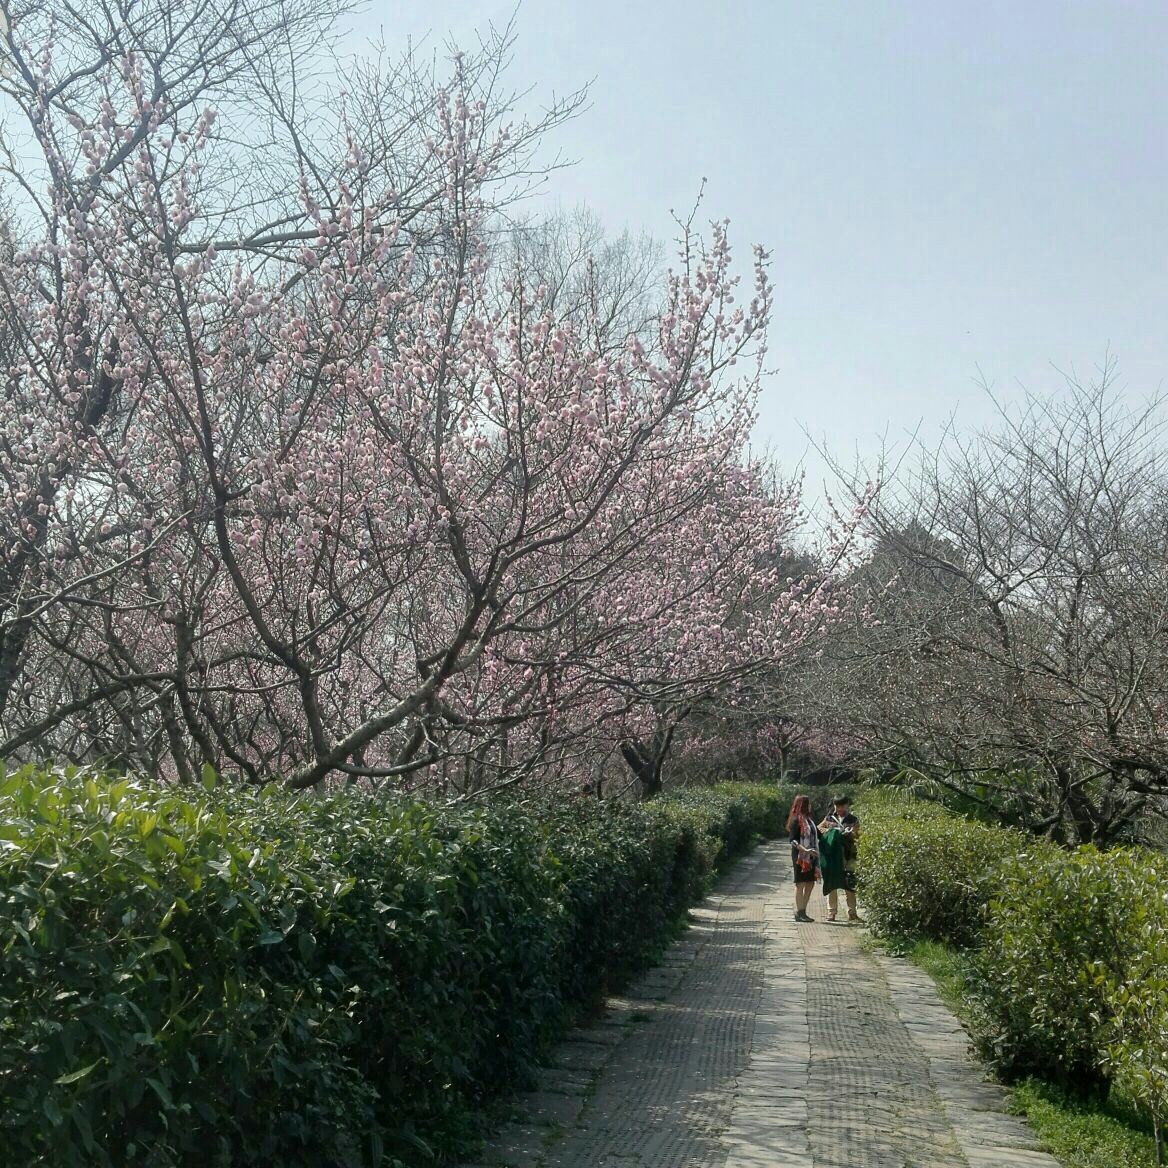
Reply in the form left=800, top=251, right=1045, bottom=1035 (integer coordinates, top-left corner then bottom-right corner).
left=972, top=846, right=1152, bottom=1091
left=539, top=783, right=783, bottom=1006
left=860, top=784, right=1168, bottom=1138
left=0, top=766, right=783, bottom=1168
left=858, top=789, right=1053, bottom=948
left=1, top=771, right=396, bottom=1167
left=1093, top=862, right=1168, bottom=1163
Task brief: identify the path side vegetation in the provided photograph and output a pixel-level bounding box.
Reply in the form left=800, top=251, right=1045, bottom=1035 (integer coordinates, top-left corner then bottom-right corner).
left=0, top=765, right=785, bottom=1167
left=860, top=788, right=1168, bottom=1165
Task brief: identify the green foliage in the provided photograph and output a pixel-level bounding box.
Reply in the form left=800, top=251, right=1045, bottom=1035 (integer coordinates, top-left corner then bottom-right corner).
left=888, top=933, right=1161, bottom=1168
left=861, top=788, right=1165, bottom=1166
left=1093, top=864, right=1168, bottom=1163
left=0, top=767, right=385, bottom=1167
left=860, top=787, right=1168, bottom=1116
left=857, top=788, right=1053, bottom=948
left=1010, top=1078, right=1160, bottom=1168
left=0, top=765, right=784, bottom=1167
left=974, top=847, right=1151, bottom=1090
left=538, top=782, right=784, bottom=1006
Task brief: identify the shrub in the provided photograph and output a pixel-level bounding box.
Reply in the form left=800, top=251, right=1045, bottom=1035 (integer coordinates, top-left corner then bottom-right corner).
left=541, top=783, right=785, bottom=1006
left=1094, top=862, right=1168, bottom=1163
left=859, top=783, right=1168, bottom=1135
left=971, top=847, right=1153, bottom=1092
left=858, top=791, right=1051, bottom=948
left=0, top=766, right=783, bottom=1167
left=0, top=770, right=402, bottom=1168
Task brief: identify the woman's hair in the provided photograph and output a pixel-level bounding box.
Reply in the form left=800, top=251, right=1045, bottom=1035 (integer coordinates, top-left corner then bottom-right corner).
left=787, top=794, right=812, bottom=834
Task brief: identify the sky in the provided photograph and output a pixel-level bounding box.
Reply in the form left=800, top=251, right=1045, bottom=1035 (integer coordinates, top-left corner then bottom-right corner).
left=342, top=1, right=1168, bottom=488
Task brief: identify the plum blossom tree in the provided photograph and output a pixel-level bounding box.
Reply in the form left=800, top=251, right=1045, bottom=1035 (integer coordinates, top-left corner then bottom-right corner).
left=0, top=2, right=849, bottom=793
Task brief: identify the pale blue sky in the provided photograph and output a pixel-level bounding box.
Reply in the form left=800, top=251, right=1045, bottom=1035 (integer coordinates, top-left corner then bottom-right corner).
left=345, top=1, right=1168, bottom=482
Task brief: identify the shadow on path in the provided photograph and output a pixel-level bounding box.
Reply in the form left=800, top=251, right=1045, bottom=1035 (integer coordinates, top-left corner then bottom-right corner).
left=464, top=843, right=1062, bottom=1168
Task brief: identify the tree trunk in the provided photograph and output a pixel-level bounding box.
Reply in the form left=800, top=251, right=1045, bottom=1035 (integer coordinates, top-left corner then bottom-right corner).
left=620, top=739, right=663, bottom=799
left=620, top=710, right=686, bottom=800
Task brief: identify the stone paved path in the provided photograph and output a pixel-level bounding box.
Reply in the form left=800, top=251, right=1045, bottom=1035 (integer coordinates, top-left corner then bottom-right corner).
left=463, top=842, right=1061, bottom=1168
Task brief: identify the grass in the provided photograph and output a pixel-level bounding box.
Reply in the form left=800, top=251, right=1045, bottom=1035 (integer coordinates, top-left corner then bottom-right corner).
left=891, top=937, right=1160, bottom=1168
left=1008, top=1079, right=1158, bottom=1168
left=903, top=938, right=971, bottom=1016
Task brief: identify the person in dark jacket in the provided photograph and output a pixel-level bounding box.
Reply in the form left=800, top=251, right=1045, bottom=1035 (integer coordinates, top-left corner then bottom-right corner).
left=787, top=794, right=820, bottom=922
left=818, top=794, right=862, bottom=922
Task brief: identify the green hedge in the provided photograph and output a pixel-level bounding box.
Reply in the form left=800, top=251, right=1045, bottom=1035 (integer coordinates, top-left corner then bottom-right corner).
left=0, top=769, right=783, bottom=1168
left=974, top=846, right=1158, bottom=1088
left=857, top=788, right=1168, bottom=1099
left=858, top=790, right=1058, bottom=948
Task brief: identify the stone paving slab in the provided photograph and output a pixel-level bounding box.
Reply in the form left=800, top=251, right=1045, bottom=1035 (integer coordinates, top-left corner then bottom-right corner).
left=878, top=955, right=1062, bottom=1167
left=479, top=1123, right=548, bottom=1168
left=540, top=1067, right=594, bottom=1095
left=462, top=843, right=1064, bottom=1168
left=552, top=1041, right=616, bottom=1073
left=518, top=1091, right=589, bottom=1129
